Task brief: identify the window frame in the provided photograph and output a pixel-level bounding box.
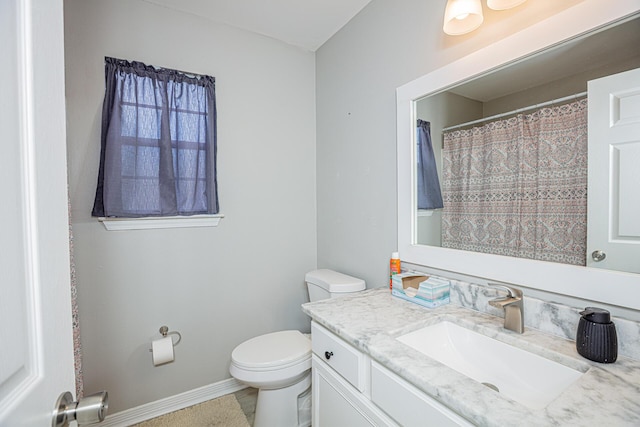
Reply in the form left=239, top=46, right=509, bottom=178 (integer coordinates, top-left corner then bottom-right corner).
left=98, top=214, right=224, bottom=231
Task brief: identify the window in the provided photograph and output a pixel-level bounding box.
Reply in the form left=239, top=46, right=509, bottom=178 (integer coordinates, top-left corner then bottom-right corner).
left=92, top=57, right=218, bottom=219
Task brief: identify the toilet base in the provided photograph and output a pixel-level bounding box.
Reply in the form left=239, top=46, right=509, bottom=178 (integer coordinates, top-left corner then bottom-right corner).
left=254, top=372, right=311, bottom=427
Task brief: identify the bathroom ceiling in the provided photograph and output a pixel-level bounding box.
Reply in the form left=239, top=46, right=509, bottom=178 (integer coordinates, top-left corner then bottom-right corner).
left=141, top=0, right=374, bottom=51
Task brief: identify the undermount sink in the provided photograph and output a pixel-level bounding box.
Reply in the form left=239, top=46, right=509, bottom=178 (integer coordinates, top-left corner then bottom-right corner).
left=397, top=321, right=584, bottom=409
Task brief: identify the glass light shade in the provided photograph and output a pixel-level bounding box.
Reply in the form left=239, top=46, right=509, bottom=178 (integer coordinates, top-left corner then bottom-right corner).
left=443, top=0, right=484, bottom=35
left=487, top=0, right=527, bottom=10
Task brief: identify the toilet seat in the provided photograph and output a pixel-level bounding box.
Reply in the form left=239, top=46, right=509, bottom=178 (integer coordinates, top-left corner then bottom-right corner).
left=230, top=330, right=312, bottom=390
left=231, top=330, right=311, bottom=371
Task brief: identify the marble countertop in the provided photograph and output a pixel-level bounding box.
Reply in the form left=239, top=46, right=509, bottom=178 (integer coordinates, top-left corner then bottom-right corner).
left=302, top=289, right=640, bottom=426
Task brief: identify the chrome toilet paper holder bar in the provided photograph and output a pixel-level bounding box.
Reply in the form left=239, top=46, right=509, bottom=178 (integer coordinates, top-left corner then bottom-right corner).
left=150, top=325, right=182, bottom=349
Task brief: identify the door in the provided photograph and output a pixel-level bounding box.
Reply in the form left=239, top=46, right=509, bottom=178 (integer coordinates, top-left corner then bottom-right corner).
left=587, top=67, right=640, bottom=273
left=0, top=0, right=76, bottom=425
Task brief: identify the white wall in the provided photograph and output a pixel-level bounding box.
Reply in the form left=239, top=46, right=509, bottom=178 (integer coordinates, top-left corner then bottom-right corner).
left=64, top=0, right=317, bottom=413
left=315, top=0, right=584, bottom=287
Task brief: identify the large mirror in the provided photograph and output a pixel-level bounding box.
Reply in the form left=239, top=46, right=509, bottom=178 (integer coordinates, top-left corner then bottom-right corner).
left=397, top=3, right=640, bottom=310
left=415, top=17, right=640, bottom=272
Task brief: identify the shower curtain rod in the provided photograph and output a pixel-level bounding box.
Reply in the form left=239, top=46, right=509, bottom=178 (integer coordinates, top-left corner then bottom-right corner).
left=442, top=91, right=587, bottom=132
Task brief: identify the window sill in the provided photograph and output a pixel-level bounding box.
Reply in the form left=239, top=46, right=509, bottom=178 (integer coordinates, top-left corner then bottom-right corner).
left=98, top=214, right=224, bottom=231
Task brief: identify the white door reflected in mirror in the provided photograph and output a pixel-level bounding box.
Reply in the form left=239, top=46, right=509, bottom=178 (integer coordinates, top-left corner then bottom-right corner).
left=587, top=67, right=640, bottom=273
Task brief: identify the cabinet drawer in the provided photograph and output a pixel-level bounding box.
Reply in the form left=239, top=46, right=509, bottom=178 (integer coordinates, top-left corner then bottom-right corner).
left=311, top=322, right=367, bottom=392
left=371, top=361, right=473, bottom=427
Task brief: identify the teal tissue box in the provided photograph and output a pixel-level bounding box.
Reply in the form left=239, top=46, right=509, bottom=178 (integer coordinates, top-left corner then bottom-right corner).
left=392, top=273, right=450, bottom=309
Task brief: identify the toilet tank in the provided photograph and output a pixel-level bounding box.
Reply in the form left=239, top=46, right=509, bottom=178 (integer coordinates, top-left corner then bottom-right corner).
left=305, top=269, right=366, bottom=302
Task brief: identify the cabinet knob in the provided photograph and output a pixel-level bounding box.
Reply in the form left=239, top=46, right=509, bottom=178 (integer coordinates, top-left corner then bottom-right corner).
left=325, top=351, right=333, bottom=360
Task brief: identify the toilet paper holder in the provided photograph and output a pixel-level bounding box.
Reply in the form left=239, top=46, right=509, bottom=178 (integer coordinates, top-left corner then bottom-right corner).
left=159, top=325, right=182, bottom=346
left=149, top=326, right=181, bottom=366
left=149, top=325, right=182, bottom=353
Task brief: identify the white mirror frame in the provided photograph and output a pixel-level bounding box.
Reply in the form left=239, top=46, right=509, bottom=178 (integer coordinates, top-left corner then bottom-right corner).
left=397, top=1, right=640, bottom=310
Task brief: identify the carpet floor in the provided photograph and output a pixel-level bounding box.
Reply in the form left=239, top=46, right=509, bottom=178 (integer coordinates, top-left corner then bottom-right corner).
left=131, top=394, right=250, bottom=427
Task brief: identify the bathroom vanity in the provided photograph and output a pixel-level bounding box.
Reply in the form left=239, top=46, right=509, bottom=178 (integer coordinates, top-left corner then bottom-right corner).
left=303, top=289, right=640, bottom=426
left=311, top=320, right=472, bottom=426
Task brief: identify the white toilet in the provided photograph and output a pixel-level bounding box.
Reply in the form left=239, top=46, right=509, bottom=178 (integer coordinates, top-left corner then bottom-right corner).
left=229, top=269, right=366, bottom=427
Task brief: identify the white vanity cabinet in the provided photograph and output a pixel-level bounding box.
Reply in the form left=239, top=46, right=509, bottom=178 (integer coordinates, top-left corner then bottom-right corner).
left=311, top=322, right=395, bottom=426
left=311, top=321, right=472, bottom=427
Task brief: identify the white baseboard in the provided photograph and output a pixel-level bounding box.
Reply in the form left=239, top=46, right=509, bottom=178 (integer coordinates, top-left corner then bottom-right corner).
left=99, top=378, right=247, bottom=427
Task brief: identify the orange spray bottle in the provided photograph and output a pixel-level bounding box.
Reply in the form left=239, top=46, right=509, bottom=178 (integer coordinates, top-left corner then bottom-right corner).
left=390, top=252, right=401, bottom=291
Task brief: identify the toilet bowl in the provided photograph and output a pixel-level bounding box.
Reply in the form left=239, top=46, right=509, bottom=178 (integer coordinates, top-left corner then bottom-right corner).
left=229, top=269, right=365, bottom=427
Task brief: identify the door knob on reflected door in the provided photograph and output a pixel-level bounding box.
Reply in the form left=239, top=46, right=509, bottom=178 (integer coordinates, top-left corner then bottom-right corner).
left=592, top=250, right=606, bottom=262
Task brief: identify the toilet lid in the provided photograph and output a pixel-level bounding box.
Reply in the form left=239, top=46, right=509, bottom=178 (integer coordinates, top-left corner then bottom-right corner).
left=232, top=330, right=311, bottom=370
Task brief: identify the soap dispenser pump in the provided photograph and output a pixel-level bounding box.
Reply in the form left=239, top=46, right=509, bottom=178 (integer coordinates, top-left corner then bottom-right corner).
left=576, top=307, right=617, bottom=363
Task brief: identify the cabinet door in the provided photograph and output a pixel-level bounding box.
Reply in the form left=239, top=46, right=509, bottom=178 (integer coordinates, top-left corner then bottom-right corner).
left=312, top=356, right=396, bottom=427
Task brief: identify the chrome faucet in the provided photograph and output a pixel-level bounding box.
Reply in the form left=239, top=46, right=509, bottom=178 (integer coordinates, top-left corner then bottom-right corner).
left=487, top=284, right=524, bottom=334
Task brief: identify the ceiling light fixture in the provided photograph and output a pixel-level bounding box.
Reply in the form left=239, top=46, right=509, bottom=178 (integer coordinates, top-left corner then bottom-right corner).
left=443, top=0, right=484, bottom=36
left=444, top=0, right=527, bottom=35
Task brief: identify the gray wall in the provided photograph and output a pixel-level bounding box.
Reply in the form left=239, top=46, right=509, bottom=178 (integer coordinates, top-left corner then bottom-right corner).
left=64, top=0, right=317, bottom=413
left=315, top=0, right=582, bottom=288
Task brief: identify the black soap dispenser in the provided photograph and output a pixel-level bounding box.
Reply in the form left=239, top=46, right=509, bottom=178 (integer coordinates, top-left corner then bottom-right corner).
left=576, top=307, right=617, bottom=363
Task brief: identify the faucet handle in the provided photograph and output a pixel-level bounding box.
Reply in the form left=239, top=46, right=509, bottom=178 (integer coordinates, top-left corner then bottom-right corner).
left=487, top=283, right=525, bottom=334
left=487, top=283, right=522, bottom=298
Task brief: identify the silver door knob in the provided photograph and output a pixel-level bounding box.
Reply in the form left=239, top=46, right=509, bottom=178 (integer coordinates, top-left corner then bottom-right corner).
left=52, top=391, right=108, bottom=427
left=591, top=250, right=606, bottom=262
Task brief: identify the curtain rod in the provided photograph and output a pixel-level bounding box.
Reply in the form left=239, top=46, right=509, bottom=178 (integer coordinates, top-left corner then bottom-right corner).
left=442, top=91, right=587, bottom=132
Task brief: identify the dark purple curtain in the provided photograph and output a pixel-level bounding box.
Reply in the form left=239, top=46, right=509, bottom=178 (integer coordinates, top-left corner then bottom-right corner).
left=417, top=120, right=444, bottom=209
left=92, top=57, right=218, bottom=217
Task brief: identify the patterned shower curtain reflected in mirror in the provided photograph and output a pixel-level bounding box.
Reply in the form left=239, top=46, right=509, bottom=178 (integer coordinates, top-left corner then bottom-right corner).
left=441, top=99, right=588, bottom=266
